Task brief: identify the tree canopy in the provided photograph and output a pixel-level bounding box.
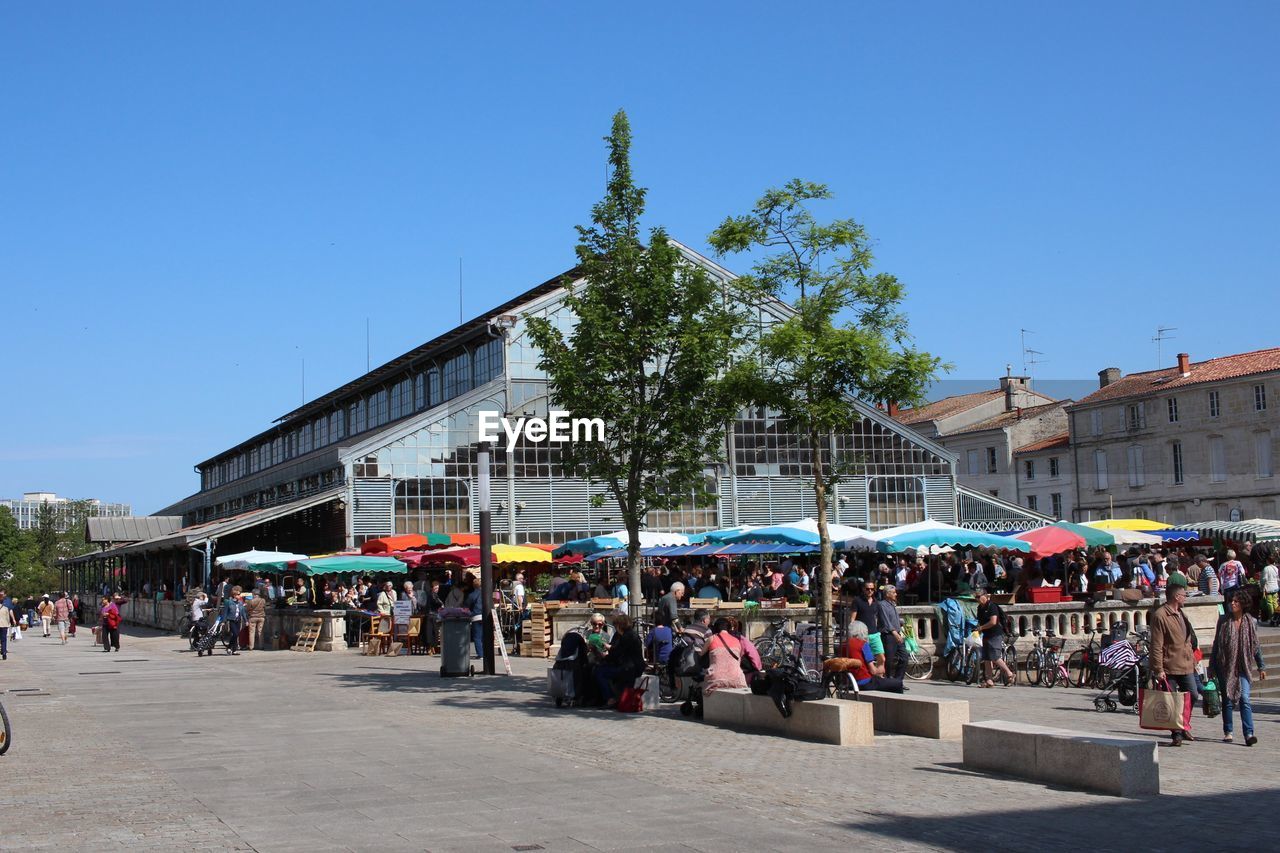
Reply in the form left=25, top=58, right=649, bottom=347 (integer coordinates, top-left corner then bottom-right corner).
left=525, top=110, right=746, bottom=603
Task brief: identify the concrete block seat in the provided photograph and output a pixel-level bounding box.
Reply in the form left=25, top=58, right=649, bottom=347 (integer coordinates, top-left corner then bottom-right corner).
left=703, top=688, right=873, bottom=746
left=855, top=692, right=969, bottom=739
left=962, top=720, right=1159, bottom=797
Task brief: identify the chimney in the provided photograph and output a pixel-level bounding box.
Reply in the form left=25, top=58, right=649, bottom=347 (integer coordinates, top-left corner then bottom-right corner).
left=1000, top=374, right=1029, bottom=411
left=1177, top=352, right=1190, bottom=377
left=887, top=402, right=900, bottom=417
left=1098, top=367, right=1121, bottom=388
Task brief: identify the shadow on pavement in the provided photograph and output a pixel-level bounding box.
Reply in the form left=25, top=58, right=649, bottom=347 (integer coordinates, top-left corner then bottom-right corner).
left=845, top=787, right=1280, bottom=851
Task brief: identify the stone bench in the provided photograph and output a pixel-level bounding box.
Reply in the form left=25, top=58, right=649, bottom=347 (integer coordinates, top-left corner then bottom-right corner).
left=855, top=692, right=968, bottom=739
left=703, top=688, right=873, bottom=746
left=962, top=720, right=1158, bottom=797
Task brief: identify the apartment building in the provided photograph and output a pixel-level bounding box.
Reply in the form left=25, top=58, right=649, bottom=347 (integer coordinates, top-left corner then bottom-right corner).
left=1068, top=349, right=1279, bottom=524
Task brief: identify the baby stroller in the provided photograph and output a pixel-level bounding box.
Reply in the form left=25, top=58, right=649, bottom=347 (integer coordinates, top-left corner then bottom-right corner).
left=1091, top=627, right=1146, bottom=712
left=194, top=617, right=228, bottom=658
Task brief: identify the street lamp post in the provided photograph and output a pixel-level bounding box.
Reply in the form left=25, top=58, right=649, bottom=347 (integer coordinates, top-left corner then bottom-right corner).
left=478, top=448, right=496, bottom=675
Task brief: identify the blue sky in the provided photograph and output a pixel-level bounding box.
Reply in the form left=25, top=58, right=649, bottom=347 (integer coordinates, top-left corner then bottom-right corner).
left=2, top=2, right=1277, bottom=513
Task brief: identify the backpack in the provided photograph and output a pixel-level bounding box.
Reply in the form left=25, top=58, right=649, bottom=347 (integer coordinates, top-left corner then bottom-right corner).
left=669, top=636, right=701, bottom=677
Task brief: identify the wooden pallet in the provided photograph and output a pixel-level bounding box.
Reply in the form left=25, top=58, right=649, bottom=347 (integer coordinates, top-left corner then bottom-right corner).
left=292, top=617, right=323, bottom=652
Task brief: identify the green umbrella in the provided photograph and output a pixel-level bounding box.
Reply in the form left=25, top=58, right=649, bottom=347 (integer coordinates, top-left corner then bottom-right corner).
left=295, top=555, right=408, bottom=576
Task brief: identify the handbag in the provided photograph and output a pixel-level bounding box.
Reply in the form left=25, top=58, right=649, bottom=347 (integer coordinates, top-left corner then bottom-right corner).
left=616, top=686, right=644, bottom=713
left=1139, top=678, right=1191, bottom=730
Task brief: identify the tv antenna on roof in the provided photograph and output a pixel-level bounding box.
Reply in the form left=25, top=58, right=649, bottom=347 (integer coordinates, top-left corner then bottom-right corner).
left=1153, top=326, right=1177, bottom=369
left=1020, top=329, right=1036, bottom=375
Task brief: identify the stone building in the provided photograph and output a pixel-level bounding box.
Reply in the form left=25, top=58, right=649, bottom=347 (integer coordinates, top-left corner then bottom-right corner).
left=1068, top=349, right=1280, bottom=524
left=895, top=375, right=1067, bottom=517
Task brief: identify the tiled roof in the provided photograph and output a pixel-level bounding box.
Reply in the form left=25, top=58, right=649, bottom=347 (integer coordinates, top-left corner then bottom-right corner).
left=893, top=389, right=1003, bottom=425
left=944, top=401, right=1066, bottom=436
left=1014, top=432, right=1070, bottom=455
left=1074, top=347, right=1280, bottom=406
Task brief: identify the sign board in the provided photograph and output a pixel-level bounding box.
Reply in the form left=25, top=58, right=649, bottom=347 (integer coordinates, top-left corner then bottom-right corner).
left=393, top=600, right=413, bottom=626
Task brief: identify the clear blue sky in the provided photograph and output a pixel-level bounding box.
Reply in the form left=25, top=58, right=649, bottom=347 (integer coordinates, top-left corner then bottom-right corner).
left=2, top=2, right=1277, bottom=514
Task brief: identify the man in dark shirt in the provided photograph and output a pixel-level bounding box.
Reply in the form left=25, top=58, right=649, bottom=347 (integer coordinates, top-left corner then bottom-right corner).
left=976, top=589, right=1015, bottom=687
left=852, top=580, right=881, bottom=635
left=654, top=582, right=685, bottom=628
left=681, top=609, right=712, bottom=654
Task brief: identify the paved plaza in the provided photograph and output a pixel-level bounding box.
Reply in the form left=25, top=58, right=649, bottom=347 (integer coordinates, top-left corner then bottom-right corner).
left=2, top=627, right=1278, bottom=852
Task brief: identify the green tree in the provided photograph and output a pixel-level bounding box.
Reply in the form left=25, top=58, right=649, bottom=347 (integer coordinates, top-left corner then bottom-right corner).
left=526, top=111, right=746, bottom=606
left=0, top=506, right=35, bottom=590
left=709, top=180, right=946, bottom=652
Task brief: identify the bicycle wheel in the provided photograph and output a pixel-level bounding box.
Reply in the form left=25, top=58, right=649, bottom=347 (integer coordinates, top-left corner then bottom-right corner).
left=1024, top=650, right=1042, bottom=686
left=905, top=651, right=933, bottom=681
left=1065, top=649, right=1089, bottom=688
left=946, top=649, right=964, bottom=682
left=833, top=672, right=858, bottom=700
left=0, top=700, right=10, bottom=755
left=965, top=649, right=983, bottom=685
left=1043, top=653, right=1059, bottom=688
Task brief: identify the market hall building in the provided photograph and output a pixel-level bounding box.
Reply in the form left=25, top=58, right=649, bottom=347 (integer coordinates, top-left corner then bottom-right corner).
left=62, top=244, right=1047, bottom=593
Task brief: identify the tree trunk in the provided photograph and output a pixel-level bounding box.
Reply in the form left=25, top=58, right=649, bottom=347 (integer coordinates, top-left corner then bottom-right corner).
left=810, top=426, right=834, bottom=657
left=626, top=520, right=643, bottom=613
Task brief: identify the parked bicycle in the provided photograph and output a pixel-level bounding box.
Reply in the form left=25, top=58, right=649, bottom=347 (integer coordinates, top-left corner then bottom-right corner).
left=1024, top=629, right=1069, bottom=687
left=1065, top=628, right=1104, bottom=688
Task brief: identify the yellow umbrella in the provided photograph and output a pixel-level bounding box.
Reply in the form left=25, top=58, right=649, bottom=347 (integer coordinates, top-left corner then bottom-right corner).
left=1081, top=519, right=1172, bottom=531
left=492, top=544, right=553, bottom=564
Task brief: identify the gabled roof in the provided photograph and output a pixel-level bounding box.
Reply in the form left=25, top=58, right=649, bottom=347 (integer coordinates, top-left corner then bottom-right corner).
left=894, top=389, right=1004, bottom=426
left=942, top=401, right=1066, bottom=436
left=1074, top=347, right=1280, bottom=406
left=1014, top=432, right=1070, bottom=455
left=86, top=515, right=183, bottom=544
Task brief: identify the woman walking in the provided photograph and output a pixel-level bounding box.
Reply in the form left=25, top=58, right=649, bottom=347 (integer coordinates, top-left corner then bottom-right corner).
left=1212, top=591, right=1267, bottom=746
left=99, top=595, right=121, bottom=652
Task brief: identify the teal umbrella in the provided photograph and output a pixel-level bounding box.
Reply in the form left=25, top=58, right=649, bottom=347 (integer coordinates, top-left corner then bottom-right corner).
left=876, top=525, right=1032, bottom=554
left=294, top=555, right=408, bottom=576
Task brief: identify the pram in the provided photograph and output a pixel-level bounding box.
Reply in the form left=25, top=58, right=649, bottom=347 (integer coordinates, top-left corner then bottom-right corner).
left=1091, top=627, right=1146, bottom=712
left=194, top=616, right=228, bottom=657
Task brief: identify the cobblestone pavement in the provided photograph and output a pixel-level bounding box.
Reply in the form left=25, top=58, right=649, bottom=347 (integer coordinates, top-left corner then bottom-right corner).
left=2, top=627, right=1277, bottom=852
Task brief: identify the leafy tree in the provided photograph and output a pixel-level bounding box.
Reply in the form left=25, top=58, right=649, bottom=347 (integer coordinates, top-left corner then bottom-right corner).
left=709, top=180, right=946, bottom=652
left=0, top=506, right=35, bottom=591
left=526, top=111, right=745, bottom=606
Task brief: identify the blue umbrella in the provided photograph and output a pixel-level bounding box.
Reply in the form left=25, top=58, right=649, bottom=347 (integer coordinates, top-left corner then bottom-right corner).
left=876, top=526, right=1032, bottom=554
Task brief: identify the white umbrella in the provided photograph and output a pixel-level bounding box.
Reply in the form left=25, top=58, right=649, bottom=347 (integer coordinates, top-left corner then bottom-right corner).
left=721, top=517, right=870, bottom=547
left=215, top=548, right=309, bottom=570
left=1104, top=529, right=1164, bottom=547
left=840, top=518, right=953, bottom=551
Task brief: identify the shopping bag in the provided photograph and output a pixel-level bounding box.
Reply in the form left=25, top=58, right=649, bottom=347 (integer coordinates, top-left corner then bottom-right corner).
left=616, top=686, right=644, bottom=713
left=634, top=674, right=660, bottom=711
left=1139, top=681, right=1190, bottom=730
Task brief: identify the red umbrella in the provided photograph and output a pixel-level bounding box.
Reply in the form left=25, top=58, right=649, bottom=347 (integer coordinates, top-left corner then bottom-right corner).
left=1013, top=525, right=1086, bottom=559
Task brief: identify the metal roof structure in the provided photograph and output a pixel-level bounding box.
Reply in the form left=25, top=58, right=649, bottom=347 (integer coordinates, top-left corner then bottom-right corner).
left=81, top=487, right=345, bottom=560
left=85, top=515, right=182, bottom=544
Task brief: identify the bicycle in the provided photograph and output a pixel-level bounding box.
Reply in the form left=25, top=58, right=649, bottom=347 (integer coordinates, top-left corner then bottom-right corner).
left=901, top=623, right=934, bottom=681
left=945, top=637, right=983, bottom=685
left=0, top=696, right=10, bottom=755
left=1024, top=629, right=1067, bottom=687
left=1065, top=628, right=1103, bottom=688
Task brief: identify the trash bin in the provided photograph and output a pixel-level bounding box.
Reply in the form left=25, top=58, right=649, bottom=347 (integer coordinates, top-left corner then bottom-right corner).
left=440, top=616, right=474, bottom=677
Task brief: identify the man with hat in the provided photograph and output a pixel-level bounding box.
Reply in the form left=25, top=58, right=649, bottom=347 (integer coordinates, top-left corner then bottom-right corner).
left=1150, top=571, right=1200, bottom=746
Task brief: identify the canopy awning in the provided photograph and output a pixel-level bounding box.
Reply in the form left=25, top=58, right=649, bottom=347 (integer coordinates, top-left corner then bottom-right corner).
left=876, top=522, right=1032, bottom=554
left=1193, top=519, right=1280, bottom=542
left=293, top=555, right=408, bottom=576
left=215, top=549, right=309, bottom=571
left=553, top=530, right=690, bottom=558
left=1081, top=519, right=1173, bottom=531
left=360, top=533, right=452, bottom=554
left=411, top=544, right=554, bottom=566
left=720, top=518, right=869, bottom=547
